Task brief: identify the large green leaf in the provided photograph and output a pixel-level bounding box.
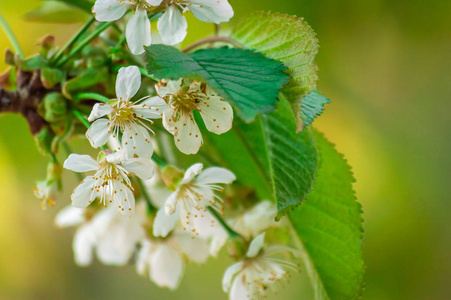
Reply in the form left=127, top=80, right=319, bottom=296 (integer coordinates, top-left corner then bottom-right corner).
left=145, top=45, right=289, bottom=122
left=290, top=130, right=364, bottom=300
left=231, top=12, right=321, bottom=131
left=203, top=95, right=318, bottom=218
left=261, top=95, right=319, bottom=219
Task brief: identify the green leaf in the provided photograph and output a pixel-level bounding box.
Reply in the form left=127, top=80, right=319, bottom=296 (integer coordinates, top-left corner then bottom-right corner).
left=24, top=2, right=88, bottom=24
left=231, top=12, right=321, bottom=130
left=301, top=89, right=330, bottom=127
left=145, top=45, right=289, bottom=122
left=261, top=95, right=319, bottom=219
left=289, top=129, right=364, bottom=300
left=43, top=0, right=93, bottom=13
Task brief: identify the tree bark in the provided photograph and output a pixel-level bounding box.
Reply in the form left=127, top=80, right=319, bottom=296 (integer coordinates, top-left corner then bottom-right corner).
left=0, top=70, right=47, bottom=135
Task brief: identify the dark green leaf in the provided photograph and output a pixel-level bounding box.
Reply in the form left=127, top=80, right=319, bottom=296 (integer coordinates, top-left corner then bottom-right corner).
left=301, top=89, right=330, bottom=127
left=261, top=95, right=319, bottom=219
left=289, top=129, right=364, bottom=300
left=145, top=45, right=289, bottom=122
left=231, top=12, right=321, bottom=131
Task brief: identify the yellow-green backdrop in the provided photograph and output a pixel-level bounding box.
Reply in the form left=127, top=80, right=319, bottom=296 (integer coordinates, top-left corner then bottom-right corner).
left=0, top=1, right=450, bottom=299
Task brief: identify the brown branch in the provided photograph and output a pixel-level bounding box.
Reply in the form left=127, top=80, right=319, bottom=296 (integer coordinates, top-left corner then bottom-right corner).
left=0, top=70, right=48, bottom=135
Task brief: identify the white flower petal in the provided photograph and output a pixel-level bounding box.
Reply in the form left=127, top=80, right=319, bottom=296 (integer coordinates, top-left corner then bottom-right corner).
left=242, top=201, right=277, bottom=235
left=157, top=5, right=188, bottom=45
left=88, top=103, right=113, bottom=122
left=153, top=207, right=178, bottom=237
left=175, top=114, right=203, bottom=154
left=187, top=0, right=234, bottom=23
left=156, top=79, right=183, bottom=98
left=121, top=124, right=154, bottom=158
left=181, top=163, right=204, bottom=184
left=145, top=0, right=163, bottom=6
left=246, top=233, right=266, bottom=258
left=113, top=181, right=135, bottom=215
left=196, top=167, right=235, bottom=185
left=131, top=96, right=167, bottom=119
left=115, top=65, right=142, bottom=101
left=55, top=206, right=85, bottom=228
left=96, top=205, right=145, bottom=265
left=198, top=95, right=233, bottom=134
left=126, top=7, right=151, bottom=55
left=73, top=224, right=95, bottom=267
left=122, top=157, right=154, bottom=180
left=222, top=262, right=244, bottom=292
left=64, top=154, right=99, bottom=173
left=229, top=273, right=248, bottom=300
left=71, top=176, right=97, bottom=208
left=136, top=239, right=152, bottom=275
left=86, top=118, right=111, bottom=148
left=150, top=244, right=183, bottom=290
left=209, top=229, right=228, bottom=256
left=92, top=0, right=127, bottom=22
left=164, top=191, right=178, bottom=215
left=174, top=232, right=210, bottom=263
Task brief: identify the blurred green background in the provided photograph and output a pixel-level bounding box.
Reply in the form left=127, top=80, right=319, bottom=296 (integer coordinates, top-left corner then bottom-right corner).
left=0, top=0, right=450, bottom=299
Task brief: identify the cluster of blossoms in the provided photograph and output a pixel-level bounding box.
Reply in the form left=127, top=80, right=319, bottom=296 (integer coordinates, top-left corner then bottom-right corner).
left=28, top=0, right=303, bottom=299
left=92, top=0, right=234, bottom=54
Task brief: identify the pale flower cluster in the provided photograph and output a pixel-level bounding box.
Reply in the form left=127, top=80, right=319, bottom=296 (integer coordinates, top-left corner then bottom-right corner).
left=47, top=1, right=301, bottom=298
left=92, top=0, right=234, bottom=54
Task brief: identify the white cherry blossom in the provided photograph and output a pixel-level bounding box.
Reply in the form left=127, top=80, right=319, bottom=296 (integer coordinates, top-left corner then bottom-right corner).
left=158, top=0, right=234, bottom=45
left=92, top=0, right=163, bottom=54
left=136, top=232, right=210, bottom=290
left=155, top=163, right=235, bottom=236
left=33, top=180, right=58, bottom=209
left=63, top=150, right=154, bottom=215
left=86, top=66, right=168, bottom=158
left=222, top=233, right=300, bottom=300
left=205, top=200, right=279, bottom=256
left=55, top=204, right=146, bottom=266
left=156, top=79, right=233, bottom=154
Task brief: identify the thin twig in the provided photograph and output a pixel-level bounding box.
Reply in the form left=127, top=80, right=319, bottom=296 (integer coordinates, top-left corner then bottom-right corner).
left=182, top=36, right=243, bottom=53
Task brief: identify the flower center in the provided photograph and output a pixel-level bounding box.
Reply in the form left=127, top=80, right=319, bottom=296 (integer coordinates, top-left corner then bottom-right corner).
left=111, top=101, right=136, bottom=125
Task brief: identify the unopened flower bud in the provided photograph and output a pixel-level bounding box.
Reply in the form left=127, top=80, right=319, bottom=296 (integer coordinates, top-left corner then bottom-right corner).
left=39, top=35, right=56, bottom=58
left=35, top=127, right=55, bottom=155
left=39, top=92, right=67, bottom=122
left=5, top=48, right=15, bottom=66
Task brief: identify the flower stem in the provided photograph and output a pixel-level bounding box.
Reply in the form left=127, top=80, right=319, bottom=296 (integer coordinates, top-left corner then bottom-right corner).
left=182, top=36, right=243, bottom=53
left=72, top=109, right=91, bottom=129
left=207, top=207, right=243, bottom=239
left=0, top=12, right=24, bottom=58
left=74, top=92, right=109, bottom=103
left=56, top=21, right=114, bottom=67
left=137, top=178, right=157, bottom=214
left=52, top=16, right=95, bottom=65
